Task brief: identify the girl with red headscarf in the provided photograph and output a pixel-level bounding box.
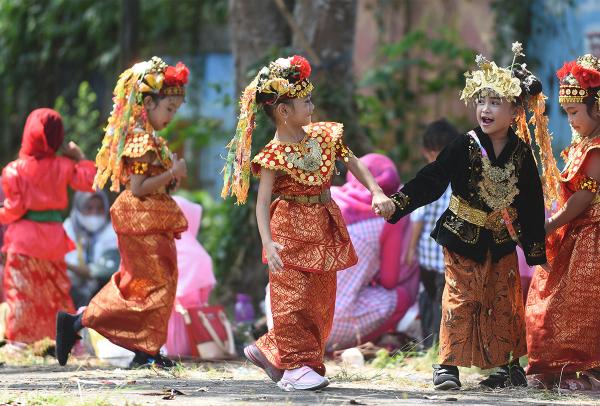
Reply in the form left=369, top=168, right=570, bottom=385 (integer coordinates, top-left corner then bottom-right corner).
left=0, top=108, right=95, bottom=343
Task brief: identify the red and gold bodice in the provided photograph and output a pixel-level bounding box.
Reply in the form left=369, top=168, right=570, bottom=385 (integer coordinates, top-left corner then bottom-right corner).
left=121, top=131, right=173, bottom=185
left=250, top=122, right=357, bottom=273
left=111, top=130, right=185, bottom=236
left=251, top=122, right=352, bottom=195
left=559, top=135, right=600, bottom=201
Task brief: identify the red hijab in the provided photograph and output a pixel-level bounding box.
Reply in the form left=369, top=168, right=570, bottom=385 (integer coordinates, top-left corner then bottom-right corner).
left=19, top=108, right=64, bottom=159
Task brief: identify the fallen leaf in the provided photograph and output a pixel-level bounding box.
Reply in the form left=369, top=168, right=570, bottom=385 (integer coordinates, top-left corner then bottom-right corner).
left=161, top=388, right=188, bottom=400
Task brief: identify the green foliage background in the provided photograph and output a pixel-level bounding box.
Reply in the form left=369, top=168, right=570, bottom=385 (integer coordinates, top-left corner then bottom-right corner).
left=0, top=0, right=545, bottom=304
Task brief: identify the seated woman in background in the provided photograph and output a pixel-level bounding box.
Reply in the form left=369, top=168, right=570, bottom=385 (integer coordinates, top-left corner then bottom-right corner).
left=0, top=177, right=5, bottom=301
left=63, top=191, right=119, bottom=309
left=165, top=195, right=215, bottom=358
left=326, top=153, right=419, bottom=352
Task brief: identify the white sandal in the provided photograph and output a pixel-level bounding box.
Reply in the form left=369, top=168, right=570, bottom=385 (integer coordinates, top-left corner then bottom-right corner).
left=277, top=366, right=329, bottom=391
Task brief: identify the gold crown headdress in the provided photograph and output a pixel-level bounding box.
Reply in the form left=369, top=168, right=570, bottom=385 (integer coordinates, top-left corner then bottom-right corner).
left=557, top=54, right=600, bottom=105
left=93, top=56, right=189, bottom=192
left=460, top=42, right=526, bottom=103
left=461, top=43, right=561, bottom=208
left=221, top=55, right=314, bottom=204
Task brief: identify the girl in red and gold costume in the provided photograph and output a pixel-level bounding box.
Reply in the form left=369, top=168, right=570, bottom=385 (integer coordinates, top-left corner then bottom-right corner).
left=526, top=54, right=600, bottom=390
left=221, top=55, right=395, bottom=391
left=0, top=108, right=96, bottom=343
left=56, top=56, right=190, bottom=368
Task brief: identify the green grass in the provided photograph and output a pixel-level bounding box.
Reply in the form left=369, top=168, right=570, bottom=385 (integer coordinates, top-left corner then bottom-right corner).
left=331, top=366, right=387, bottom=383
left=0, top=394, right=116, bottom=406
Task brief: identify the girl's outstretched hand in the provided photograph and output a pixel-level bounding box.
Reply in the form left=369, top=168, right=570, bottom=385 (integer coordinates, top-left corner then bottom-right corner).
left=372, top=192, right=395, bottom=220
left=60, top=141, right=85, bottom=162
left=265, top=241, right=284, bottom=273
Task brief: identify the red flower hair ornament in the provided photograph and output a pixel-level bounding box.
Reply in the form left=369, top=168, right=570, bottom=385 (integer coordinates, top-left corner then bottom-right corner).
left=556, top=56, right=600, bottom=88
left=164, top=62, right=190, bottom=87
left=556, top=61, right=577, bottom=81
left=572, top=64, right=600, bottom=88
left=291, top=55, right=311, bottom=81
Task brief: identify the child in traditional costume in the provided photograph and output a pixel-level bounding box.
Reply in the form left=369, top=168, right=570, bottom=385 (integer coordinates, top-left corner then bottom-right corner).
left=386, top=44, right=556, bottom=390
left=221, top=55, right=395, bottom=391
left=526, top=54, right=600, bottom=390
left=0, top=108, right=96, bottom=343
left=56, top=56, right=190, bottom=368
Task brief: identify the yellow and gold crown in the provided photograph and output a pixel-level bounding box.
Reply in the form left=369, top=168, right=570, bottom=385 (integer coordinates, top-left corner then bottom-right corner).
left=460, top=55, right=522, bottom=103
left=135, top=56, right=189, bottom=97
left=256, top=55, right=314, bottom=104
left=558, top=86, right=589, bottom=104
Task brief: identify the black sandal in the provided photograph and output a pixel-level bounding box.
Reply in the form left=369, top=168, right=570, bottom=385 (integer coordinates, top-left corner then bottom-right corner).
left=480, top=363, right=527, bottom=389
left=55, top=312, right=81, bottom=366
left=129, top=351, right=177, bottom=369
left=433, top=364, right=461, bottom=390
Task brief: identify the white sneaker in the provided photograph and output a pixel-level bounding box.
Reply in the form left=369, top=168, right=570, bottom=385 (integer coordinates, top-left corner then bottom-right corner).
left=277, top=366, right=330, bottom=391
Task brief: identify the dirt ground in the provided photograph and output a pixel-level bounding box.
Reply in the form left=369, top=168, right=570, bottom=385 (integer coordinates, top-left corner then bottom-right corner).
left=2, top=355, right=600, bottom=406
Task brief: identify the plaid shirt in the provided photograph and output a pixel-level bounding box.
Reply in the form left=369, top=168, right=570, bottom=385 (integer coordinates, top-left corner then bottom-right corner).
left=410, top=187, right=451, bottom=273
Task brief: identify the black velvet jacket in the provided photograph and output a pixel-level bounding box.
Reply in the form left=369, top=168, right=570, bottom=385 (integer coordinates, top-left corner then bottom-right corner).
left=389, top=126, right=547, bottom=266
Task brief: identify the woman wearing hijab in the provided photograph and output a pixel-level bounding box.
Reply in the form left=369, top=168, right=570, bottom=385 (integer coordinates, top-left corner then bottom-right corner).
left=165, top=195, right=215, bottom=357
left=63, top=191, right=119, bottom=309
left=0, top=108, right=95, bottom=343
left=0, top=178, right=5, bottom=302
left=327, top=153, right=419, bottom=351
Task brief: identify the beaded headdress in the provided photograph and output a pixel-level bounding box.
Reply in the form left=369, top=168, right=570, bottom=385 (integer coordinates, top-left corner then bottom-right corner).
left=556, top=54, right=600, bottom=106
left=221, top=55, right=314, bottom=204
left=462, top=43, right=561, bottom=207
left=94, top=56, right=189, bottom=192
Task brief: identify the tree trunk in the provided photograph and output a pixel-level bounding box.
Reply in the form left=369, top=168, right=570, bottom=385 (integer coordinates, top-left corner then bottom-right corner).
left=291, top=0, right=371, bottom=154
left=229, top=0, right=291, bottom=96
left=225, top=0, right=290, bottom=304
left=119, top=0, right=140, bottom=71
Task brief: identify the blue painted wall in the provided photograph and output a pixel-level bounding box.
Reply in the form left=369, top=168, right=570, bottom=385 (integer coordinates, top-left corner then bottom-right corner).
left=529, top=0, right=600, bottom=164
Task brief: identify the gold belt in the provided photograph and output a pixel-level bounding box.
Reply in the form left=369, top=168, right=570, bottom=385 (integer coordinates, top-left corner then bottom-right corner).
left=448, top=194, right=517, bottom=232
left=279, top=189, right=331, bottom=204
left=448, top=194, right=488, bottom=227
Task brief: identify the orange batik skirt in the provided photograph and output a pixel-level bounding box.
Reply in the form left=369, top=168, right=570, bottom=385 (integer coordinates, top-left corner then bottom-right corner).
left=3, top=253, right=75, bottom=343
left=439, top=249, right=526, bottom=369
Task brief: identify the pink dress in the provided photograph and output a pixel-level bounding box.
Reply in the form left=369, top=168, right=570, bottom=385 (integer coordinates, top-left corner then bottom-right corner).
left=165, top=196, right=216, bottom=357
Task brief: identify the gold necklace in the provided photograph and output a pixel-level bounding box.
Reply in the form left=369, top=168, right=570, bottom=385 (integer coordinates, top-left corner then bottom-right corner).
left=286, top=137, right=323, bottom=172
left=479, top=155, right=518, bottom=211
